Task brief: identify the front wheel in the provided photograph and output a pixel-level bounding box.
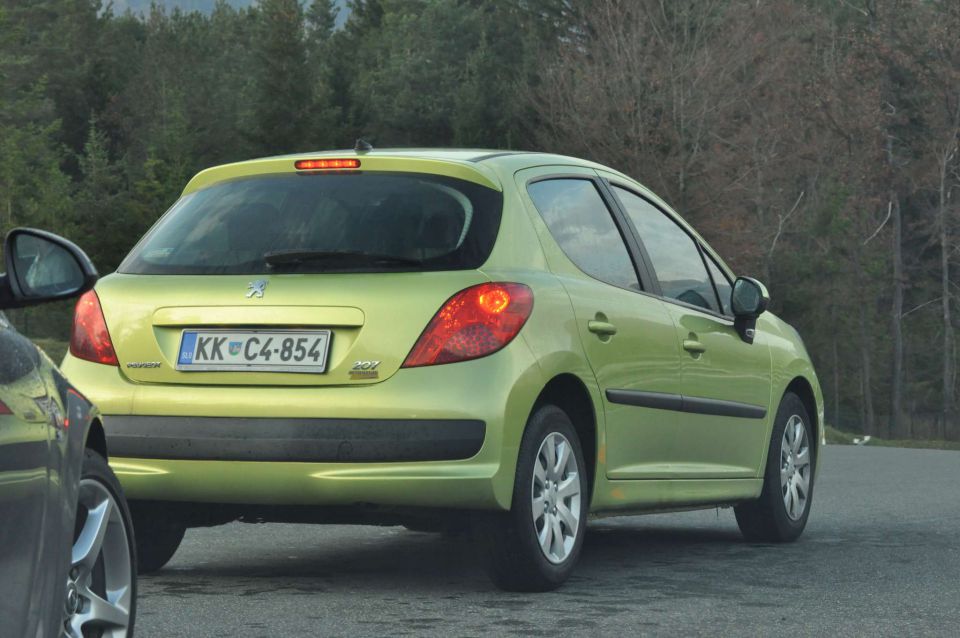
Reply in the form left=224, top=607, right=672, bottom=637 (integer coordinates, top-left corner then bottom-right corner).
left=477, top=404, right=588, bottom=592
left=66, top=449, right=137, bottom=638
left=735, top=392, right=815, bottom=542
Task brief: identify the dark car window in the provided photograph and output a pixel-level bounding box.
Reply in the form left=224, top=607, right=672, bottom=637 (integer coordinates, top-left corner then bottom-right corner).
left=704, top=253, right=733, bottom=315
left=612, top=186, right=719, bottom=313
left=527, top=179, right=639, bottom=291
left=119, top=173, right=503, bottom=275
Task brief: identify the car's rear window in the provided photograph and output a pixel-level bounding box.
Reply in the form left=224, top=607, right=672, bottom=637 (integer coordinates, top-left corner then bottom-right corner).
left=118, top=172, right=503, bottom=275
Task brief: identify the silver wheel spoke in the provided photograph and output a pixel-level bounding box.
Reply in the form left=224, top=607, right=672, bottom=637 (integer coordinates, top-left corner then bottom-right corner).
left=533, top=459, right=547, bottom=487
left=795, top=448, right=810, bottom=469
left=554, top=442, right=571, bottom=479
left=544, top=438, right=557, bottom=480
left=532, top=496, right=546, bottom=520
left=550, top=517, right=564, bottom=556
left=77, top=587, right=129, bottom=629
left=72, top=497, right=112, bottom=571
left=795, top=470, right=810, bottom=495
left=790, top=482, right=801, bottom=518
left=538, top=516, right=552, bottom=554
left=557, top=502, right=578, bottom=534
left=557, top=476, right=580, bottom=499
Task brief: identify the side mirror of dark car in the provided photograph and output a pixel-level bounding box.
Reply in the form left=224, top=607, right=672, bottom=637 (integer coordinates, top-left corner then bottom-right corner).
left=731, top=276, right=769, bottom=344
left=0, top=228, right=98, bottom=310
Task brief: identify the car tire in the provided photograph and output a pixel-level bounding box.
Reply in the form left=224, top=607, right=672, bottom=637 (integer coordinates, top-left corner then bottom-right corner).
left=477, top=404, right=588, bottom=592
left=735, top=392, right=815, bottom=542
left=67, top=449, right=137, bottom=637
left=129, top=502, right=187, bottom=574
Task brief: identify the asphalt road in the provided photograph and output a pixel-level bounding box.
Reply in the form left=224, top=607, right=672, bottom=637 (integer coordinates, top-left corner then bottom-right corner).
left=136, top=446, right=960, bottom=637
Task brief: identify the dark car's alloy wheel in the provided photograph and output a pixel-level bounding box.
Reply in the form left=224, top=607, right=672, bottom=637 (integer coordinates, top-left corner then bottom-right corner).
left=65, top=450, right=137, bottom=638
left=479, top=404, right=588, bottom=591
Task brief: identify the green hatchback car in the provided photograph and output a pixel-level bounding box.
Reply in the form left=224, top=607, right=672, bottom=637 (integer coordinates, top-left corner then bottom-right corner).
left=61, top=148, right=822, bottom=591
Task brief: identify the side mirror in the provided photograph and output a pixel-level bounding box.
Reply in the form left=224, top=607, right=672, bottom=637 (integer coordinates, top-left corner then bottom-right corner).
left=731, top=277, right=769, bottom=344
left=0, top=228, right=98, bottom=310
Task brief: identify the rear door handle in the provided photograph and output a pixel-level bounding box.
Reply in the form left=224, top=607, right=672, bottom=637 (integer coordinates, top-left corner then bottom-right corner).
left=588, top=320, right=618, bottom=336
left=683, top=339, right=706, bottom=354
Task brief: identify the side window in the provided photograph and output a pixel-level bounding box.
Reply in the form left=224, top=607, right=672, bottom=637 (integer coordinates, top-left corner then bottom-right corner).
left=704, top=253, right=733, bottom=315
left=527, top=179, right=640, bottom=290
left=612, top=186, right=719, bottom=313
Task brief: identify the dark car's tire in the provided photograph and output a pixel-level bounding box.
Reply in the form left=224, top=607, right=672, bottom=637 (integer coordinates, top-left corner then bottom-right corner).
left=735, top=392, right=816, bottom=542
left=68, top=449, right=137, bottom=637
left=477, top=404, right=589, bottom=592
left=129, top=502, right=187, bottom=573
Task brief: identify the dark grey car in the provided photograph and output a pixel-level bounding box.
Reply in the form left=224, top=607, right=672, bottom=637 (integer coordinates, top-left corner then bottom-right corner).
left=0, top=229, right=136, bottom=637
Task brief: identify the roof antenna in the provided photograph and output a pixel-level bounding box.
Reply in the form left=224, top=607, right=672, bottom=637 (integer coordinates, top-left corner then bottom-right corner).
left=354, top=138, right=373, bottom=152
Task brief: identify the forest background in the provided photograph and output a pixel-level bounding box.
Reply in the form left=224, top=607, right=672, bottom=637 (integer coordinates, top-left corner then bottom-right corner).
left=2, top=0, right=959, bottom=441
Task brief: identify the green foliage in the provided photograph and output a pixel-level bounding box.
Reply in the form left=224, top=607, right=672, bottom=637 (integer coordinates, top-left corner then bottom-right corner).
left=1, top=0, right=959, bottom=441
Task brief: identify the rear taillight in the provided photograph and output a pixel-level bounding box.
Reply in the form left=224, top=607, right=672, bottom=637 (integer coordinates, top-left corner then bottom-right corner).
left=0, top=400, right=12, bottom=415
left=70, top=290, right=118, bottom=366
left=402, top=282, right=534, bottom=368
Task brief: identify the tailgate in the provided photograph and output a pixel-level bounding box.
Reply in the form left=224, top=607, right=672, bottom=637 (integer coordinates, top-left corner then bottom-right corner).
left=96, top=271, right=488, bottom=386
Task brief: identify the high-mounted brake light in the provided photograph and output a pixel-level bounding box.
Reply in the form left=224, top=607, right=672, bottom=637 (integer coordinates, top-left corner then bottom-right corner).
left=294, top=158, right=361, bottom=170
left=402, top=283, right=534, bottom=368
left=70, top=290, right=118, bottom=366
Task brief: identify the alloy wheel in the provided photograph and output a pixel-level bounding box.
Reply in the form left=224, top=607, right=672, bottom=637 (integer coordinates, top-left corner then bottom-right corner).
left=531, top=432, right=582, bottom=564
left=780, top=415, right=811, bottom=521
left=64, top=478, right=133, bottom=638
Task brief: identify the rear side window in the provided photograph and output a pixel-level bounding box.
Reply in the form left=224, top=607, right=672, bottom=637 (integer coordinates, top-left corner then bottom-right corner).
left=119, top=173, right=503, bottom=275
left=612, top=186, right=720, bottom=313
left=527, top=179, right=639, bottom=290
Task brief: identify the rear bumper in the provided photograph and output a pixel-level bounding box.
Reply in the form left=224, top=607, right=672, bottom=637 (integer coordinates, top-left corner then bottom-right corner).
left=61, top=342, right=546, bottom=511
left=104, top=415, right=485, bottom=462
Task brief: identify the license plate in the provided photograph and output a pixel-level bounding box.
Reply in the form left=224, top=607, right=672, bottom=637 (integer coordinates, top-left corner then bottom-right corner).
left=176, top=330, right=331, bottom=373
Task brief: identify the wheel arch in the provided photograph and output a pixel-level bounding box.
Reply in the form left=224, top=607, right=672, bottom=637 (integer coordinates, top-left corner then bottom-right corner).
left=531, top=373, right=598, bottom=497
left=785, top=375, right=820, bottom=446
left=85, top=417, right=108, bottom=458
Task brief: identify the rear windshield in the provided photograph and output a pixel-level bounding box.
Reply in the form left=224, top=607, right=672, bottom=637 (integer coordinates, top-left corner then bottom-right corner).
left=118, top=172, right=503, bottom=275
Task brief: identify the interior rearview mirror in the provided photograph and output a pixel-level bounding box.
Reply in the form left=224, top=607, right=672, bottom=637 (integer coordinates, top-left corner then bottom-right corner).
left=731, top=277, right=769, bottom=344
left=0, top=228, right=98, bottom=310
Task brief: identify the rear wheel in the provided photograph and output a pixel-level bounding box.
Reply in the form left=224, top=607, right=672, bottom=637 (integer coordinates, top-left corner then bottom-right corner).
left=66, top=449, right=137, bottom=638
left=735, top=392, right=815, bottom=542
left=478, top=404, right=588, bottom=592
left=129, top=502, right=187, bottom=574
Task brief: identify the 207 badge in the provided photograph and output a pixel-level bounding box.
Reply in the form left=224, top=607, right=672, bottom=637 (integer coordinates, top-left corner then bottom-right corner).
left=349, top=360, right=380, bottom=380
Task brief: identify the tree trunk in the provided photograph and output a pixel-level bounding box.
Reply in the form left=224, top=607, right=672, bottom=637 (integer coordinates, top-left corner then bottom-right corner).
left=831, top=299, right=841, bottom=429
left=890, top=194, right=903, bottom=439
left=854, top=246, right=876, bottom=435
left=859, top=304, right=876, bottom=436
left=939, top=149, right=955, bottom=440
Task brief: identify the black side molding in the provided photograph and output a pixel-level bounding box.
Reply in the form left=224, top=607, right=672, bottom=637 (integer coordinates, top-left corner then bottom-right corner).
left=605, top=389, right=766, bottom=420
left=605, top=389, right=682, bottom=412
left=103, top=416, right=485, bottom=463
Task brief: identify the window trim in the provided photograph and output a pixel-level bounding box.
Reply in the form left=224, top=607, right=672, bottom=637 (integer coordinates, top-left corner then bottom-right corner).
left=701, top=248, right=735, bottom=318
left=524, top=174, right=656, bottom=295
left=605, top=180, right=735, bottom=322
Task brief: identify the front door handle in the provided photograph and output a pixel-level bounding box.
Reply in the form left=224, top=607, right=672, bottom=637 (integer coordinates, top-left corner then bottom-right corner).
left=683, top=339, right=706, bottom=354
left=588, top=320, right=618, bottom=336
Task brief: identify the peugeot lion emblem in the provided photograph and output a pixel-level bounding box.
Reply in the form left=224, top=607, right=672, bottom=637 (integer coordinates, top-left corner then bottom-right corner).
left=246, top=279, right=268, bottom=299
